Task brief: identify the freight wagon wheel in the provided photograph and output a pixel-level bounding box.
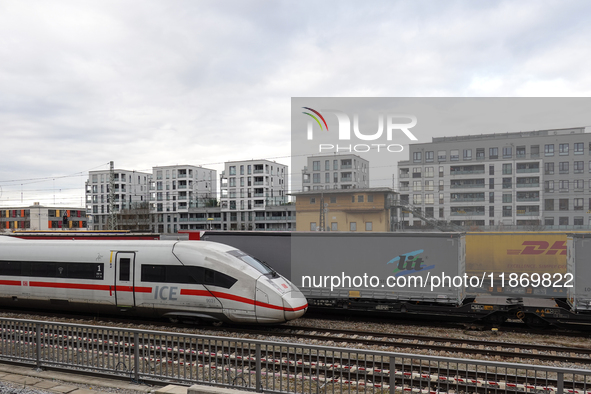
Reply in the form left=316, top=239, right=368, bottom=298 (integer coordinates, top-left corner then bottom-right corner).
left=524, top=314, right=550, bottom=329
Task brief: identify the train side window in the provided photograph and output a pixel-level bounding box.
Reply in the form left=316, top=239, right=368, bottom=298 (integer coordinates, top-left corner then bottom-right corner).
left=185, top=266, right=205, bottom=284
left=119, top=258, right=131, bottom=281
left=213, top=271, right=237, bottom=289
left=31, top=262, right=56, bottom=278
left=141, top=265, right=165, bottom=282
left=0, top=261, right=21, bottom=276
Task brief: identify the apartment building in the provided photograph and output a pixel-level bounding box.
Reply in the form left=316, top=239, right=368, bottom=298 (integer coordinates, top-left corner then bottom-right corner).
left=397, top=127, right=591, bottom=228
left=1, top=203, right=87, bottom=231
left=151, top=165, right=217, bottom=234
left=86, top=168, right=151, bottom=230
left=219, top=160, right=290, bottom=230
left=301, top=154, right=369, bottom=191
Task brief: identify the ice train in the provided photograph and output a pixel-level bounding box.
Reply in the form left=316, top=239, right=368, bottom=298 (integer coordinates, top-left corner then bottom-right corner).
left=0, top=237, right=307, bottom=324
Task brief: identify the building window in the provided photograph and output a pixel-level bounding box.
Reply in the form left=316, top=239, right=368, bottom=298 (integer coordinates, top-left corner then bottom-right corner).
left=313, top=173, right=320, bottom=183
left=559, top=180, right=569, bottom=191
left=310, top=198, right=316, bottom=204
left=463, top=149, right=472, bottom=160
left=310, top=222, right=317, bottom=231
left=545, top=162, right=554, bottom=175
left=531, top=145, right=540, bottom=157
left=575, top=142, right=584, bottom=154
left=331, top=222, right=338, bottom=231
left=489, top=165, right=494, bottom=175
left=559, top=217, right=569, bottom=225
left=542, top=181, right=554, bottom=194
left=489, top=178, right=494, bottom=189
left=574, top=217, right=584, bottom=225
left=489, top=147, right=498, bottom=159
left=424, top=167, right=434, bottom=178
left=574, top=198, right=584, bottom=210
left=489, top=206, right=494, bottom=217
left=425, top=180, right=434, bottom=191
left=365, top=222, right=373, bottom=231
left=502, top=206, right=512, bottom=217
left=413, top=152, right=422, bottom=162
left=439, top=166, right=444, bottom=177
left=425, top=194, right=434, bottom=204
left=413, top=181, right=422, bottom=191
left=559, top=162, right=569, bottom=174
left=502, top=147, right=512, bottom=158
left=559, top=143, right=569, bottom=155
left=476, top=148, right=485, bottom=159
left=559, top=199, right=569, bottom=211
left=425, top=151, right=434, bottom=162
left=358, top=195, right=364, bottom=202
left=489, top=192, right=494, bottom=203
left=575, top=161, right=584, bottom=173
left=516, top=146, right=526, bottom=158
left=437, top=150, right=446, bottom=161
left=545, top=144, right=554, bottom=156
left=412, top=167, right=422, bottom=178
left=450, top=150, right=459, bottom=161
left=229, top=166, right=236, bottom=175
left=413, top=194, right=423, bottom=204
left=503, top=194, right=512, bottom=203
left=330, top=196, right=337, bottom=203
left=545, top=199, right=554, bottom=211
left=502, top=163, right=512, bottom=175
left=350, top=222, right=356, bottom=231
left=502, top=178, right=512, bottom=189
left=545, top=217, right=554, bottom=226
left=575, top=179, right=584, bottom=190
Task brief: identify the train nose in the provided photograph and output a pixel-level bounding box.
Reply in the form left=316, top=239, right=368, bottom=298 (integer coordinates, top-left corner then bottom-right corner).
left=282, top=287, right=308, bottom=321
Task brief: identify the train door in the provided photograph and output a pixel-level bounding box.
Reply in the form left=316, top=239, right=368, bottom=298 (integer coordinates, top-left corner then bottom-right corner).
left=115, top=252, right=136, bottom=308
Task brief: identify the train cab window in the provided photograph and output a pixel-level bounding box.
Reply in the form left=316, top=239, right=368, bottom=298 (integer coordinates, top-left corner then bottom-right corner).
left=119, top=258, right=131, bottom=281
left=226, top=249, right=275, bottom=276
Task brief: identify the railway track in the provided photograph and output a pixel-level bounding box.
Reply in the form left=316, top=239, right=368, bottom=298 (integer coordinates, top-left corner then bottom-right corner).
left=209, top=324, right=591, bottom=365
left=1, top=323, right=588, bottom=394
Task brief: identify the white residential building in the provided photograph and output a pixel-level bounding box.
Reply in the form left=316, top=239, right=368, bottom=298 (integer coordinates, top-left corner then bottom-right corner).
left=397, top=127, right=591, bottom=229
left=301, top=154, right=369, bottom=191
left=220, top=160, right=290, bottom=230
left=150, top=165, right=217, bottom=234
left=86, top=168, right=151, bottom=230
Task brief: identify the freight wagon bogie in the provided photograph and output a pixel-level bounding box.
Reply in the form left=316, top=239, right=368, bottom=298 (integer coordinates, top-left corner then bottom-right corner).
left=0, top=238, right=308, bottom=324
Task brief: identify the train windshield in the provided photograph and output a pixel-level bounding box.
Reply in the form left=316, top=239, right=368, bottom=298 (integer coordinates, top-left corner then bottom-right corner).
left=227, top=249, right=277, bottom=276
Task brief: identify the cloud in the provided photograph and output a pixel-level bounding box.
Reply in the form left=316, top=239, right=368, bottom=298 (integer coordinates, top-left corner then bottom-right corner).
left=1, top=0, right=591, bottom=206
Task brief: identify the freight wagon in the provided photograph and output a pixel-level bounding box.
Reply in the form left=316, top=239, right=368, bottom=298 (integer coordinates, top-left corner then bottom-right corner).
left=201, top=231, right=591, bottom=329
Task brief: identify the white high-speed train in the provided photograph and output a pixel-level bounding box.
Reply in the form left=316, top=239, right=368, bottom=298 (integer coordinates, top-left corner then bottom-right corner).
left=0, top=237, right=307, bottom=324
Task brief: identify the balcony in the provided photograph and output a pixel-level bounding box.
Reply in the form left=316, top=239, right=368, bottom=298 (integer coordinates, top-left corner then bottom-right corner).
left=516, top=168, right=539, bottom=173
left=516, top=183, right=540, bottom=188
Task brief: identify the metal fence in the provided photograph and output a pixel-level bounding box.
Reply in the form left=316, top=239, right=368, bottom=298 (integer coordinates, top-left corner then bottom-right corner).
left=0, top=317, right=590, bottom=394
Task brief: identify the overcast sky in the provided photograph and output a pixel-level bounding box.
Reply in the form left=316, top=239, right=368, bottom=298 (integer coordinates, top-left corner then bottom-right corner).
left=1, top=0, right=590, bottom=207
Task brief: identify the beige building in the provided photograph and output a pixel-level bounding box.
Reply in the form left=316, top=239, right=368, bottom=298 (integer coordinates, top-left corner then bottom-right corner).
left=293, top=188, right=397, bottom=232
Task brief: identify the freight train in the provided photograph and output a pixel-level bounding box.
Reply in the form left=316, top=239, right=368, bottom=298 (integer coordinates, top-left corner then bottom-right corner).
left=200, top=231, right=591, bottom=329
left=0, top=237, right=307, bottom=324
